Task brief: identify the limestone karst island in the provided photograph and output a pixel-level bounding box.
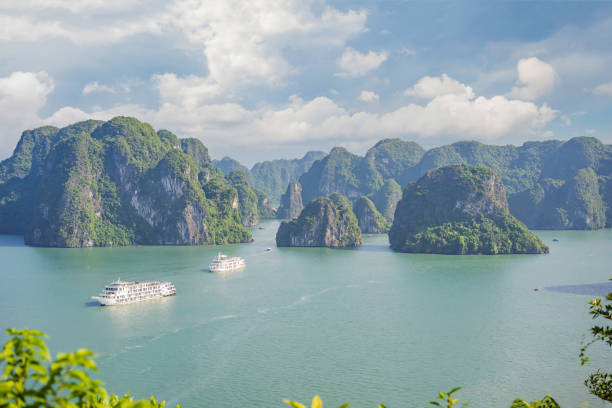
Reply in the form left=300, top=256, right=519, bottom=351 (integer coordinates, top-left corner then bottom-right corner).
left=1, top=2, right=611, bottom=408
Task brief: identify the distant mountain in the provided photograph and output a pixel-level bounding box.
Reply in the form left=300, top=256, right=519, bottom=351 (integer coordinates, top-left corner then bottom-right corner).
left=295, top=137, right=612, bottom=230
left=298, top=139, right=424, bottom=204
left=0, top=117, right=262, bottom=247
left=212, top=157, right=249, bottom=176
left=214, top=151, right=325, bottom=206
left=389, top=165, right=549, bottom=254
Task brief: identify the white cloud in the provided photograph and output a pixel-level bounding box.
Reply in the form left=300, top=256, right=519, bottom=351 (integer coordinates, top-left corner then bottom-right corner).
left=82, top=81, right=116, bottom=95
left=0, top=71, right=54, bottom=157
left=0, top=14, right=164, bottom=45
left=592, top=82, right=612, bottom=96
left=404, top=74, right=474, bottom=99
left=41, top=74, right=556, bottom=155
left=359, top=90, right=379, bottom=102
left=169, top=1, right=367, bottom=88
left=507, top=57, right=558, bottom=100
left=335, top=47, right=389, bottom=78
left=0, top=0, right=367, bottom=100
left=153, top=74, right=222, bottom=107
left=0, top=0, right=149, bottom=12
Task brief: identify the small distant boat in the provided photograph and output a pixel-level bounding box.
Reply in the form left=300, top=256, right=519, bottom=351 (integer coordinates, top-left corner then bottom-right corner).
left=209, top=253, right=246, bottom=272
left=266, top=248, right=272, bottom=252
left=553, top=238, right=559, bottom=242
left=91, top=279, right=176, bottom=306
left=258, top=227, right=265, bottom=230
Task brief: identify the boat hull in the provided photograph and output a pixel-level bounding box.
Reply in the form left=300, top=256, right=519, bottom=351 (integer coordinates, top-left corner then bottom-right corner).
left=91, top=293, right=175, bottom=306
left=209, top=264, right=245, bottom=273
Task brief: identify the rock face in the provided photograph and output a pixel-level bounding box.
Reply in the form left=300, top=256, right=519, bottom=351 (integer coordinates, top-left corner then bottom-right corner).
left=354, top=196, right=390, bottom=233
left=276, top=181, right=304, bottom=219
left=228, top=171, right=259, bottom=227
left=212, top=151, right=325, bottom=206
left=276, top=192, right=362, bottom=248
left=256, top=190, right=276, bottom=219
left=292, top=136, right=612, bottom=230
left=0, top=116, right=253, bottom=247
left=371, top=178, right=403, bottom=221
left=298, top=139, right=425, bottom=205
left=249, top=150, right=326, bottom=206
left=389, top=165, right=549, bottom=255
left=509, top=167, right=607, bottom=230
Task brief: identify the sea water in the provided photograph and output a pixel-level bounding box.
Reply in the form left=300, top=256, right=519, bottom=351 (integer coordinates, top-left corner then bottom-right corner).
left=0, top=221, right=610, bottom=407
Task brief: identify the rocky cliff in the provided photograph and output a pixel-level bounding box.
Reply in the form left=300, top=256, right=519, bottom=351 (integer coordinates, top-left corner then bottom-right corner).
left=371, top=178, right=403, bottom=221
left=212, top=151, right=325, bottom=206
left=249, top=151, right=325, bottom=206
left=298, top=139, right=424, bottom=205
left=0, top=116, right=253, bottom=247
left=389, top=165, right=549, bottom=255
left=293, top=136, right=612, bottom=230
left=276, top=181, right=304, bottom=219
left=354, top=196, right=389, bottom=234
left=276, top=192, right=362, bottom=248
left=509, top=167, right=607, bottom=230
left=256, top=190, right=276, bottom=219
left=228, top=171, right=259, bottom=227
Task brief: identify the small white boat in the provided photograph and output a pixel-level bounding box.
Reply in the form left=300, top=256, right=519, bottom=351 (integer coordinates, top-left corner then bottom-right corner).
left=209, top=253, right=245, bottom=272
left=91, top=278, right=176, bottom=306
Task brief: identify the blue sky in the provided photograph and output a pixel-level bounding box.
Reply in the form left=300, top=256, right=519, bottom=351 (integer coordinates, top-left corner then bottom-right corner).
left=0, top=1, right=611, bottom=165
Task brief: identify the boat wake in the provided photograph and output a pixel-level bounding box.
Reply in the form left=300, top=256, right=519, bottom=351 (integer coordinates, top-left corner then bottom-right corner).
left=100, top=313, right=240, bottom=361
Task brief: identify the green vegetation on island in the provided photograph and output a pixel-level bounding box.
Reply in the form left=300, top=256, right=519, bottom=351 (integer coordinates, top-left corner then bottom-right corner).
left=353, top=196, right=390, bottom=234
left=256, top=189, right=276, bottom=219
left=0, top=117, right=258, bottom=247
left=371, top=178, right=402, bottom=221
left=276, top=181, right=304, bottom=219
left=249, top=151, right=326, bottom=206
left=276, top=192, right=362, bottom=248
left=389, top=165, right=549, bottom=255
left=214, top=151, right=325, bottom=206
left=228, top=170, right=260, bottom=227
left=295, top=137, right=612, bottom=231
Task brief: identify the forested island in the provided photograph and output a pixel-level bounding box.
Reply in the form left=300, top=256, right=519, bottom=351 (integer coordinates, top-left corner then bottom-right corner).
left=1, top=116, right=610, bottom=249
left=276, top=192, right=362, bottom=248
left=389, top=165, right=549, bottom=254
left=0, top=117, right=274, bottom=247
left=273, top=137, right=612, bottom=231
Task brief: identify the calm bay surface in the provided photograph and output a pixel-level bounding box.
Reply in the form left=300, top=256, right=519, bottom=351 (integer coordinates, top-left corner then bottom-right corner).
left=1, top=220, right=611, bottom=408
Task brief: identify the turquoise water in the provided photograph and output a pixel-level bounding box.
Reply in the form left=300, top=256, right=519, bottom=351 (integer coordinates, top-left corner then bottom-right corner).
left=0, top=221, right=610, bottom=408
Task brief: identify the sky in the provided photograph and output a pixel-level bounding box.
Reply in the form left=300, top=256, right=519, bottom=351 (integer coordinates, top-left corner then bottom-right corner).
left=0, top=0, right=611, bottom=165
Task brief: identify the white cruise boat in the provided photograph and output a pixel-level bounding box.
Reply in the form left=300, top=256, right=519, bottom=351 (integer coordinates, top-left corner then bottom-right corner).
left=91, top=279, right=176, bottom=306
left=209, top=253, right=245, bottom=272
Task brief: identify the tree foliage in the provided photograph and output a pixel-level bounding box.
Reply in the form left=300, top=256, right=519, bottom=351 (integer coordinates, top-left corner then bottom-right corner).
left=579, top=278, right=612, bottom=402
left=0, top=328, right=178, bottom=408
left=286, top=389, right=560, bottom=408
left=0, top=117, right=253, bottom=247
left=389, top=165, right=549, bottom=255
